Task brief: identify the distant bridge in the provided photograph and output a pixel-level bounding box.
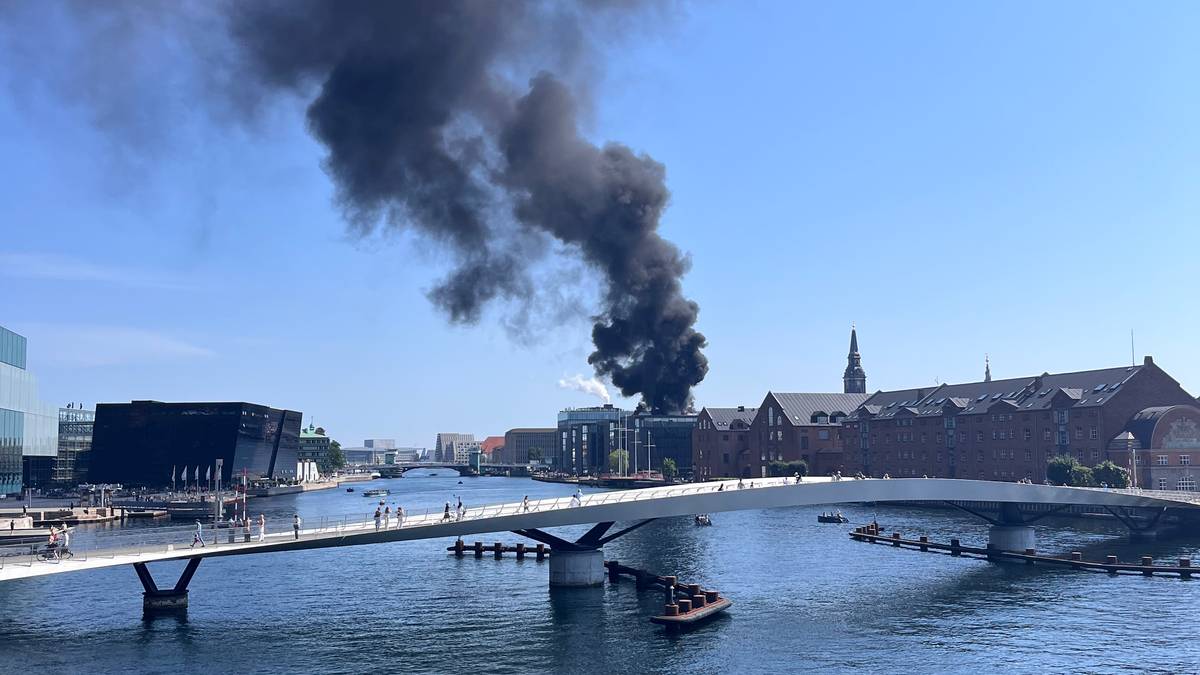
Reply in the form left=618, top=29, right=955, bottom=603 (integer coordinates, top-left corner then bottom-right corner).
left=2, top=477, right=1197, bottom=611
left=367, top=462, right=529, bottom=477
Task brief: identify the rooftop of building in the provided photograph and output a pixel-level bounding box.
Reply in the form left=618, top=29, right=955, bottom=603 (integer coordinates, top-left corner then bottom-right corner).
left=769, top=392, right=873, bottom=425
left=851, top=360, right=1157, bottom=420
left=700, top=406, right=759, bottom=429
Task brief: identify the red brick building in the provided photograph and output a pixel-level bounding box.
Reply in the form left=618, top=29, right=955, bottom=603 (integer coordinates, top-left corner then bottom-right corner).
left=693, top=406, right=757, bottom=479
left=749, top=392, right=871, bottom=478
left=1109, top=403, right=1200, bottom=490
left=842, top=356, right=1196, bottom=483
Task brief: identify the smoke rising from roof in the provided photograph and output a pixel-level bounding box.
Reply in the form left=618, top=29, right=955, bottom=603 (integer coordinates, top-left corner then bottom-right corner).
left=558, top=374, right=612, bottom=404
left=3, top=0, right=709, bottom=413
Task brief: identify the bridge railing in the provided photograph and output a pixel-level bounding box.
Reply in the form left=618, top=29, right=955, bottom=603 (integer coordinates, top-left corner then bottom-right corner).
left=3, top=476, right=817, bottom=570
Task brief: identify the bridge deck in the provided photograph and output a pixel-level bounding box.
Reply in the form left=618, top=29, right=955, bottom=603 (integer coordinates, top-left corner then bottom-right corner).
left=1, top=477, right=1195, bottom=583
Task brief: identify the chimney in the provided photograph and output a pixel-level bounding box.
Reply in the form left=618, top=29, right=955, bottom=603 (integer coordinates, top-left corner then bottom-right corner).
left=737, top=405, right=745, bottom=412
left=1144, top=355, right=1154, bottom=366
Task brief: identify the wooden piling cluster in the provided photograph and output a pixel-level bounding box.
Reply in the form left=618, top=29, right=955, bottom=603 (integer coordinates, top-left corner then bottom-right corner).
left=849, top=524, right=1195, bottom=578
left=446, top=540, right=548, bottom=560
left=604, top=560, right=732, bottom=626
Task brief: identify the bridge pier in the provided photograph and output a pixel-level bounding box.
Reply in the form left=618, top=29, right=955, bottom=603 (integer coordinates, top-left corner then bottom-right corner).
left=987, top=525, right=1036, bottom=553
left=548, top=549, right=606, bottom=587
left=133, top=557, right=201, bottom=614
left=513, top=519, right=658, bottom=589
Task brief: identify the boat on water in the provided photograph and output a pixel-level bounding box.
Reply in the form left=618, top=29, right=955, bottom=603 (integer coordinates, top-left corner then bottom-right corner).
left=693, top=514, right=712, bottom=526
left=346, top=487, right=355, bottom=493
left=363, top=488, right=390, bottom=498
left=817, top=512, right=848, bottom=524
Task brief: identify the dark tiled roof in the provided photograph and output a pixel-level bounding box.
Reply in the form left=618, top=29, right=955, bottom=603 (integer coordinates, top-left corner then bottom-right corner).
left=702, top=407, right=758, bottom=429
left=850, top=365, right=1143, bottom=419
left=770, top=393, right=872, bottom=425
left=1124, top=406, right=1176, bottom=447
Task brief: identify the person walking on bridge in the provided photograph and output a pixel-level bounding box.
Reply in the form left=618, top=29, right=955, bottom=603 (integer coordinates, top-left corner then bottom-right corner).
left=257, top=513, right=266, bottom=542
left=522, top=496, right=530, bottom=513
left=442, top=502, right=451, bottom=522
left=383, top=505, right=391, bottom=529
left=374, top=508, right=382, bottom=531
left=191, top=520, right=206, bottom=549
left=396, top=505, right=405, bottom=529
left=293, top=514, right=302, bottom=540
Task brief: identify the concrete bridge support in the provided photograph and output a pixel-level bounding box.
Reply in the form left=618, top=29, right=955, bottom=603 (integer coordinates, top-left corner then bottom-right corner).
left=513, top=519, right=657, bottom=589
left=548, top=549, right=606, bottom=587
left=133, top=557, right=201, bottom=613
left=988, top=525, right=1036, bottom=553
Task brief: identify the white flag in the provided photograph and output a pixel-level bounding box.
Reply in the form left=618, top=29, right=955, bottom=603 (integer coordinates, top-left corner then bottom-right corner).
left=193, top=466, right=199, bottom=481
left=205, top=466, right=211, bottom=482
left=171, top=465, right=176, bottom=482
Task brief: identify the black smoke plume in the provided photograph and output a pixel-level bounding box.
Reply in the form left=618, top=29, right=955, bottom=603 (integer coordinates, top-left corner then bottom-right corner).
left=4, top=1, right=709, bottom=413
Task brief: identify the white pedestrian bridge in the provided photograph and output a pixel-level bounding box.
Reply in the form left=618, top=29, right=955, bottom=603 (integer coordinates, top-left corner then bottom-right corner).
left=2, top=477, right=1197, bottom=607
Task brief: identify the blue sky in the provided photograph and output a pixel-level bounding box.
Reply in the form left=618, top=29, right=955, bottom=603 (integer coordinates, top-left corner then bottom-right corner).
left=2, top=1, right=1198, bottom=446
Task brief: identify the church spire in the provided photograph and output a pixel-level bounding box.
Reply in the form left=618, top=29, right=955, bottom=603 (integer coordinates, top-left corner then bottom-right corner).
left=843, top=325, right=867, bottom=393
left=984, top=354, right=992, bottom=382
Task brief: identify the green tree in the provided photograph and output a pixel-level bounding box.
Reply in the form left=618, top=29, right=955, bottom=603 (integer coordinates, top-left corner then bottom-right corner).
left=319, top=440, right=346, bottom=475
left=767, top=460, right=808, bottom=477
left=1046, top=455, right=1078, bottom=486
left=661, top=458, right=678, bottom=480
left=608, top=449, right=630, bottom=474
left=1091, top=460, right=1130, bottom=488
left=1068, top=464, right=1095, bottom=487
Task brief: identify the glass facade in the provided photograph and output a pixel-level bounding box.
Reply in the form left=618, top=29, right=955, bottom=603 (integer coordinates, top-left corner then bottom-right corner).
left=556, top=405, right=630, bottom=475
left=0, top=325, right=58, bottom=496
left=0, top=326, right=28, bottom=369
left=633, top=414, right=699, bottom=475
left=54, top=407, right=95, bottom=487
left=89, top=401, right=303, bottom=487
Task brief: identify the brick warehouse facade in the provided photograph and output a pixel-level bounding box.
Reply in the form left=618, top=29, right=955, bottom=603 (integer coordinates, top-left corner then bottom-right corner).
left=693, top=406, right=757, bottom=479
left=841, top=356, right=1196, bottom=482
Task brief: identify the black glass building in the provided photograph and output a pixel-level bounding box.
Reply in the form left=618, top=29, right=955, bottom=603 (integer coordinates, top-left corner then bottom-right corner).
left=88, top=400, right=302, bottom=487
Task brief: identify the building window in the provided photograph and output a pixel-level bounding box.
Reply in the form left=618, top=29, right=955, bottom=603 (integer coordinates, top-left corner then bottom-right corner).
left=1055, top=410, right=1069, bottom=424
left=722, top=453, right=730, bottom=464
left=1178, top=477, right=1196, bottom=492
left=818, top=430, right=830, bottom=440
left=1025, top=450, right=1032, bottom=461
left=977, top=431, right=984, bottom=442
left=1158, top=478, right=1168, bottom=490
left=1075, top=427, right=1083, bottom=440
left=1024, top=429, right=1031, bottom=441
left=801, top=436, right=809, bottom=450
left=1157, top=455, right=1169, bottom=466
left=1089, top=427, right=1098, bottom=440
left=1043, top=429, right=1052, bottom=441
left=1182, top=455, right=1191, bottom=466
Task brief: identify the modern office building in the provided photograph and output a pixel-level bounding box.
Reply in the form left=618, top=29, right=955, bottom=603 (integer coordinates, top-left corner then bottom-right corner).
left=0, top=325, right=58, bottom=497
left=503, top=428, right=557, bottom=464
left=449, top=439, right=482, bottom=464
left=88, top=400, right=302, bottom=487
left=53, top=405, right=95, bottom=487
left=434, top=433, right=474, bottom=462
left=556, top=404, right=631, bottom=475
left=631, top=412, right=699, bottom=476
left=364, top=439, right=396, bottom=450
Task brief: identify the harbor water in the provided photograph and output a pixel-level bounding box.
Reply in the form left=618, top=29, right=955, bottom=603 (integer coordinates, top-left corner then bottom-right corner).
left=2, top=474, right=1199, bottom=674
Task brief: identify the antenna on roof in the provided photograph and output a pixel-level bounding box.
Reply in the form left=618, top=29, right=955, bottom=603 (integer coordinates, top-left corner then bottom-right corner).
left=1130, top=328, right=1135, bottom=367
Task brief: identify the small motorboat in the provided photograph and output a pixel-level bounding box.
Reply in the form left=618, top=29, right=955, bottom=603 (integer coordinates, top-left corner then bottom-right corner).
left=346, top=487, right=355, bottom=493
left=693, top=514, right=712, bottom=526
left=817, top=512, right=849, bottom=524
left=363, top=488, right=390, bottom=498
